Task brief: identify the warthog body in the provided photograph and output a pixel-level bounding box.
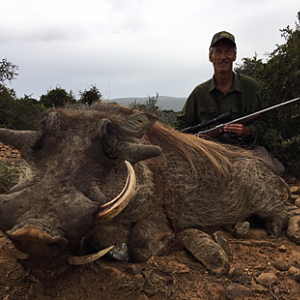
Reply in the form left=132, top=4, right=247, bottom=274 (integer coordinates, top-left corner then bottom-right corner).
left=0, top=103, right=288, bottom=271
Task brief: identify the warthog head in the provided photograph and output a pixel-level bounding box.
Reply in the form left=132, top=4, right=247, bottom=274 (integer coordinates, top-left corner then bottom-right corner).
left=0, top=104, right=161, bottom=266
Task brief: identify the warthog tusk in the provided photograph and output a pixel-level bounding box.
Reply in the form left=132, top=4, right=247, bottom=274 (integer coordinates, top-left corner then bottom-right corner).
left=95, top=160, right=136, bottom=223
left=0, top=247, right=29, bottom=260
left=68, top=245, right=114, bottom=265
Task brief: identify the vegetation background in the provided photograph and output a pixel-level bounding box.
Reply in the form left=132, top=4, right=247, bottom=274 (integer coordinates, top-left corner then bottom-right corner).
left=0, top=13, right=299, bottom=177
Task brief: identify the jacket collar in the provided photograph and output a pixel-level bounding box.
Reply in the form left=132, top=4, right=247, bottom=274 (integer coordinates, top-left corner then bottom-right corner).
left=208, top=73, right=243, bottom=93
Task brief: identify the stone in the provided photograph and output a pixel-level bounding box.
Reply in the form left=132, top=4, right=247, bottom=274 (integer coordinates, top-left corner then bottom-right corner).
left=287, top=207, right=300, bottom=217
left=273, top=261, right=290, bottom=271
left=288, top=266, right=300, bottom=276
left=225, top=283, right=254, bottom=299
left=232, top=221, right=250, bottom=238
left=290, top=186, right=300, bottom=194
left=295, top=198, right=300, bottom=207
left=278, top=245, right=287, bottom=252
left=287, top=215, right=300, bottom=243
left=256, top=272, right=279, bottom=286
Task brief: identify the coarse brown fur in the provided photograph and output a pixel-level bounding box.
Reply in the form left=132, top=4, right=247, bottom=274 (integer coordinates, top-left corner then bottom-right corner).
left=0, top=102, right=288, bottom=270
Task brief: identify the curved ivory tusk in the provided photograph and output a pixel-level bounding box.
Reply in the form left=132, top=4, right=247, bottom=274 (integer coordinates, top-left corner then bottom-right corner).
left=0, top=247, right=29, bottom=260
left=95, top=161, right=136, bottom=223
left=68, top=245, right=114, bottom=265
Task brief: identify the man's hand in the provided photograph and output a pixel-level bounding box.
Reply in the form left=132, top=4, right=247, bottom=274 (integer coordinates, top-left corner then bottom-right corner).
left=223, top=124, right=251, bottom=137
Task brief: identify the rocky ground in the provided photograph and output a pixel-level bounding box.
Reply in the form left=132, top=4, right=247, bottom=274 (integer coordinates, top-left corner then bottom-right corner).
left=0, top=143, right=300, bottom=300
left=0, top=143, right=22, bottom=163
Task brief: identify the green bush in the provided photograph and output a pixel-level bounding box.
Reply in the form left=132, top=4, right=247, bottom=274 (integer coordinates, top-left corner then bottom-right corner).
left=235, top=12, right=300, bottom=176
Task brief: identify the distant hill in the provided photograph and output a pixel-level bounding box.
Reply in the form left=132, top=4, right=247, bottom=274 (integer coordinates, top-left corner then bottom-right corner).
left=108, top=96, right=186, bottom=112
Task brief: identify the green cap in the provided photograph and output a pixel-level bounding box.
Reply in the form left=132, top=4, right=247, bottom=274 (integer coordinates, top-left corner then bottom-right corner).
left=210, top=31, right=236, bottom=48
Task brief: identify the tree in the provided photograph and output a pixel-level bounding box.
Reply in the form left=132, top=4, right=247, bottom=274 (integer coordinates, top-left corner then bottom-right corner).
left=129, top=93, right=178, bottom=127
left=145, top=92, right=160, bottom=113
left=40, top=87, right=76, bottom=108
left=235, top=12, right=300, bottom=175
left=79, top=85, right=102, bottom=105
left=0, top=85, right=44, bottom=130
left=235, top=12, right=300, bottom=105
left=130, top=93, right=160, bottom=114
left=12, top=96, right=44, bottom=130
left=0, top=84, right=17, bottom=128
left=0, top=58, right=18, bottom=83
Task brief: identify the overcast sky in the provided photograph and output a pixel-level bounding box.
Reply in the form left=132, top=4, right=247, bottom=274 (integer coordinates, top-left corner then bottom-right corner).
left=1, top=0, right=299, bottom=101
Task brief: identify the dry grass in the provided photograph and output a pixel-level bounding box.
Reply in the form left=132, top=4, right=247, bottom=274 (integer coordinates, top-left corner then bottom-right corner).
left=0, top=159, right=31, bottom=193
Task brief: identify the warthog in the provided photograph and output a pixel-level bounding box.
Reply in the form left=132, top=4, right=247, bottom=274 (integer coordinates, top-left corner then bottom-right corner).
left=0, top=103, right=288, bottom=274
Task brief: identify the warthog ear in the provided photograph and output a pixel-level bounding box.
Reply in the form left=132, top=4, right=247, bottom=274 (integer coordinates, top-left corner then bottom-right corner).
left=96, top=118, right=114, bottom=137
left=122, top=113, right=157, bottom=138
left=43, top=112, right=68, bottom=134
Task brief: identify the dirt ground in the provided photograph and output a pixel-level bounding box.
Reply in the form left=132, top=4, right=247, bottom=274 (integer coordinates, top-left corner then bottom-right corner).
left=1, top=223, right=300, bottom=300
left=0, top=143, right=300, bottom=300
left=1, top=181, right=300, bottom=300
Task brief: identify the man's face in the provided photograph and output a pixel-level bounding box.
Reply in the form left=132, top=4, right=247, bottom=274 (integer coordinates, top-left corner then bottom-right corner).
left=209, top=40, right=236, bottom=74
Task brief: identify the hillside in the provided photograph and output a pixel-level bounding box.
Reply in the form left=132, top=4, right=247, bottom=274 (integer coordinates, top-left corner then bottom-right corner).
left=109, top=96, right=186, bottom=111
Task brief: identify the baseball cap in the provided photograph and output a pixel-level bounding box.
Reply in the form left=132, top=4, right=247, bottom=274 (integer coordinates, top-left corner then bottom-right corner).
left=210, top=31, right=236, bottom=48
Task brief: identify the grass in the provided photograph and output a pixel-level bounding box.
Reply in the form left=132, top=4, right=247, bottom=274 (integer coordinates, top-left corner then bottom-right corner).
left=0, top=159, right=31, bottom=193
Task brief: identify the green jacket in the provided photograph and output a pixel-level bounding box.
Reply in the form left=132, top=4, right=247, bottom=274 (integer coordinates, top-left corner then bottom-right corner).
left=175, top=73, right=268, bottom=143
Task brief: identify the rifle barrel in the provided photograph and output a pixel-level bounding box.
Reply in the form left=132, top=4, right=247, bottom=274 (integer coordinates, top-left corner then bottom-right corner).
left=227, top=96, right=300, bottom=126
left=200, top=96, right=300, bottom=137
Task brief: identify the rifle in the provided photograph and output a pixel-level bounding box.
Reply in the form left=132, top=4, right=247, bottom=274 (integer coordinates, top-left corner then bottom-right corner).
left=181, top=96, right=300, bottom=139
left=181, top=111, right=233, bottom=134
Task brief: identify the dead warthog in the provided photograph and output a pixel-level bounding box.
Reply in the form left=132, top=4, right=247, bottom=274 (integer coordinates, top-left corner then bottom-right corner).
left=0, top=103, right=288, bottom=275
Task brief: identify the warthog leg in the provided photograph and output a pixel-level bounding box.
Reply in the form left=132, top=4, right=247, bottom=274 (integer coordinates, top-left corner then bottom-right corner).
left=177, top=228, right=230, bottom=276
left=127, top=219, right=183, bottom=262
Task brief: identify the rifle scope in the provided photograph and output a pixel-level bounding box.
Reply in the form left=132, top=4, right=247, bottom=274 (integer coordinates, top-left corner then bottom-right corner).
left=181, top=111, right=232, bottom=134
